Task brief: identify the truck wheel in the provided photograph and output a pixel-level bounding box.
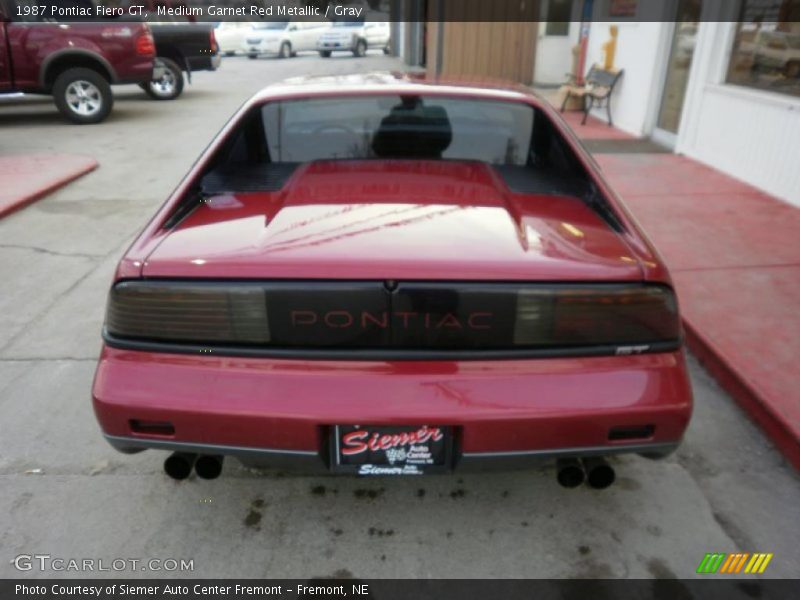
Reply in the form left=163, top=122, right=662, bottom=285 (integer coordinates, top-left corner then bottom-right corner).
left=785, top=60, right=800, bottom=79
left=353, top=39, right=367, bottom=57
left=279, top=42, right=291, bottom=59
left=319, top=50, right=332, bottom=58
left=53, top=67, right=113, bottom=125
left=142, top=57, right=184, bottom=100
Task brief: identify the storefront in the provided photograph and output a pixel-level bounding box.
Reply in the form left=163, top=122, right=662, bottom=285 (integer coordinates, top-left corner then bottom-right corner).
left=579, top=0, right=800, bottom=205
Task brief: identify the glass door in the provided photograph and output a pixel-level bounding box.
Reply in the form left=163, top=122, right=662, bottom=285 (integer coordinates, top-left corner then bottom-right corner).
left=653, top=0, right=702, bottom=146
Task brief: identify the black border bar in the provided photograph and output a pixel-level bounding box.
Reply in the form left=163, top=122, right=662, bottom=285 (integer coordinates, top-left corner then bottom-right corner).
left=5, top=0, right=798, bottom=23
left=2, top=579, right=799, bottom=600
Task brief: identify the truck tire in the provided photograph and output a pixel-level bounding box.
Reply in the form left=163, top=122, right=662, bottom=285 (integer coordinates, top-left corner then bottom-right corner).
left=353, top=39, right=367, bottom=58
left=141, top=57, right=184, bottom=101
left=319, top=50, right=332, bottom=58
left=52, top=67, right=113, bottom=125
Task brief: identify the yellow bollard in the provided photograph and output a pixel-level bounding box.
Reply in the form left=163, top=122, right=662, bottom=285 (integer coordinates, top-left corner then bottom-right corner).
left=602, top=25, right=618, bottom=71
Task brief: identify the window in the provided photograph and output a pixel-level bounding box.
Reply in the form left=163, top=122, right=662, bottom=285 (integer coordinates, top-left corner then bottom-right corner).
left=259, top=96, right=535, bottom=165
left=544, top=0, right=572, bottom=36
left=726, top=0, right=800, bottom=98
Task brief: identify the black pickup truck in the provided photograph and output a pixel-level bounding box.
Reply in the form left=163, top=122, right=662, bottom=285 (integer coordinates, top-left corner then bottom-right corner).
left=145, top=22, right=221, bottom=100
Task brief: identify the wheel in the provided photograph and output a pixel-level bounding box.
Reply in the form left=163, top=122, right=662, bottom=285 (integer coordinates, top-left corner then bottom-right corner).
left=352, top=39, right=367, bottom=57
left=383, top=44, right=391, bottom=55
left=279, top=41, right=291, bottom=59
left=225, top=51, right=236, bottom=57
left=784, top=60, right=800, bottom=79
left=142, top=57, right=184, bottom=101
left=248, top=54, right=258, bottom=60
left=319, top=50, right=331, bottom=58
left=52, top=67, right=113, bottom=124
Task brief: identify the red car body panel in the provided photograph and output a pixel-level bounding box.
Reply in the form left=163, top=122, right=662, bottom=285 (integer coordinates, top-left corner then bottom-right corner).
left=94, top=347, right=691, bottom=462
left=142, top=161, right=643, bottom=281
left=93, top=75, right=692, bottom=472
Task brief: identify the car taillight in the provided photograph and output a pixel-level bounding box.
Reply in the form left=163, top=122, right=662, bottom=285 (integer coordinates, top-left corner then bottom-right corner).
left=514, top=285, right=679, bottom=347
left=105, top=281, right=679, bottom=353
left=106, top=282, right=270, bottom=344
left=136, top=32, right=156, bottom=56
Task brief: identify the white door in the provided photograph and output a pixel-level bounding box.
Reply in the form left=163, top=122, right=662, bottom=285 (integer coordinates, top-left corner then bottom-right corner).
left=533, top=0, right=577, bottom=85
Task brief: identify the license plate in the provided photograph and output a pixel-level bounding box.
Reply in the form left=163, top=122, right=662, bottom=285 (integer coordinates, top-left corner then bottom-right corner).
left=331, top=425, right=452, bottom=475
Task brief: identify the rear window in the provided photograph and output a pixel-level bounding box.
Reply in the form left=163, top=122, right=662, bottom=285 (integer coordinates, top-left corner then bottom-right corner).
left=259, top=95, right=535, bottom=165
left=196, top=92, right=598, bottom=216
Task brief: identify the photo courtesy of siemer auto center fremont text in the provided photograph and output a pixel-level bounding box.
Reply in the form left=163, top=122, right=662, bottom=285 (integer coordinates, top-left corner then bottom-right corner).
left=0, top=0, right=798, bottom=596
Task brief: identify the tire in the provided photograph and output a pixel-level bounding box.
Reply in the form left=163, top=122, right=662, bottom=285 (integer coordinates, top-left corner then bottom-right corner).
left=784, top=60, right=800, bottom=79
left=383, top=45, right=391, bottom=55
left=52, top=67, right=113, bottom=125
left=142, top=57, right=184, bottom=101
left=225, top=51, right=236, bottom=57
left=319, top=50, right=331, bottom=58
left=248, top=54, right=258, bottom=60
left=353, top=39, right=367, bottom=57
left=279, top=42, right=291, bottom=59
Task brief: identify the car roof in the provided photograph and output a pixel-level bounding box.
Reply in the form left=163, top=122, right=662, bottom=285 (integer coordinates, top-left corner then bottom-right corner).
left=251, top=72, right=544, bottom=105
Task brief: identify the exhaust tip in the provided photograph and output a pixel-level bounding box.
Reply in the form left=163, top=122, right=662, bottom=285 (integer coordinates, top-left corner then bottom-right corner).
left=195, top=455, right=224, bottom=480
left=583, top=457, right=616, bottom=489
left=556, top=458, right=585, bottom=488
left=164, top=452, right=196, bottom=480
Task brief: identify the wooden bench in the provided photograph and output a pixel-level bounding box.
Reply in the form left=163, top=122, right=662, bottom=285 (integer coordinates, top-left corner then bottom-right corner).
left=560, top=65, right=624, bottom=126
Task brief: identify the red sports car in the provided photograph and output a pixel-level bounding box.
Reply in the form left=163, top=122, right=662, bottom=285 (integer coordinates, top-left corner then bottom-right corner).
left=92, top=74, right=692, bottom=488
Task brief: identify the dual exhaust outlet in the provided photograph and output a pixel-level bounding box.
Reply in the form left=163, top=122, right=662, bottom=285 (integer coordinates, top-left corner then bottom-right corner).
left=164, top=452, right=224, bottom=480
left=164, top=452, right=615, bottom=487
left=556, top=457, right=616, bottom=489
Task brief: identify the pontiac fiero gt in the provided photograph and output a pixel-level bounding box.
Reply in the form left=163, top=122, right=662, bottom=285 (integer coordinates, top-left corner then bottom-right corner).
left=92, top=73, right=692, bottom=487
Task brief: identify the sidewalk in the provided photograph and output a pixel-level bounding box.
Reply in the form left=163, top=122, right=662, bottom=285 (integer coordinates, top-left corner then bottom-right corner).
left=0, top=154, right=97, bottom=219
left=561, top=110, right=800, bottom=471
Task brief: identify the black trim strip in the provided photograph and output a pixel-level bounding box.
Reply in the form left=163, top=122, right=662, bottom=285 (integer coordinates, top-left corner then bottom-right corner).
left=103, top=433, right=680, bottom=473
left=103, top=329, right=681, bottom=361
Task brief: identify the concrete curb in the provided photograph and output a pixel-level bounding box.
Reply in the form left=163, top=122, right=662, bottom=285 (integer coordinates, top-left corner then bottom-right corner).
left=683, top=320, right=800, bottom=471
left=0, top=155, right=98, bottom=219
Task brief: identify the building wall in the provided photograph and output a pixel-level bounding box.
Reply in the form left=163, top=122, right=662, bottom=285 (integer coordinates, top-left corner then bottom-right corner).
left=582, top=21, right=671, bottom=136
left=425, top=0, right=539, bottom=85
left=677, top=22, right=800, bottom=206
left=581, top=17, right=800, bottom=206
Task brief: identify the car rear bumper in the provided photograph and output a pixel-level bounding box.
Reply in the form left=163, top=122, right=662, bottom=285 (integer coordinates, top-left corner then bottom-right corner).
left=92, top=346, right=692, bottom=472
left=318, top=41, right=353, bottom=51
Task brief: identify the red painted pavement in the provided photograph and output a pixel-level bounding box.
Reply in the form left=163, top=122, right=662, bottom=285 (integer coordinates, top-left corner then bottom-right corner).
left=585, top=147, right=800, bottom=470
left=0, top=154, right=98, bottom=219
left=559, top=110, right=637, bottom=140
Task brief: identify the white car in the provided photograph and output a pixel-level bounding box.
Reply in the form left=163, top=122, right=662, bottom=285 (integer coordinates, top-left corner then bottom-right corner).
left=243, top=20, right=327, bottom=59
left=215, top=23, right=253, bottom=57
left=317, top=20, right=391, bottom=57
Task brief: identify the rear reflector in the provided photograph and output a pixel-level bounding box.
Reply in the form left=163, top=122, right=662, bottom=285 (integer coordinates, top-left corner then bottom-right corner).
left=129, top=419, right=175, bottom=436
left=608, top=425, right=655, bottom=441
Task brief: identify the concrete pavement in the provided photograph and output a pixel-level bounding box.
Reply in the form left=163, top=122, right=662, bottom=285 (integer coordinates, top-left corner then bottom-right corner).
left=1, top=55, right=798, bottom=579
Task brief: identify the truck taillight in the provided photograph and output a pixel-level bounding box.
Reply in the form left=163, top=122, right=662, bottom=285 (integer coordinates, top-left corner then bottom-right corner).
left=209, top=29, right=219, bottom=54
left=136, top=32, right=156, bottom=56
